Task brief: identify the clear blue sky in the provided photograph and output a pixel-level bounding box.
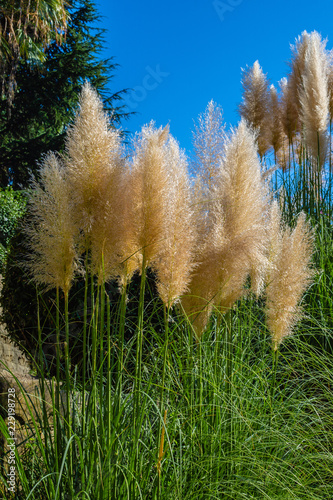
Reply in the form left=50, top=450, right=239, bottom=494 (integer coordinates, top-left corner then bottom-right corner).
left=95, top=0, right=333, bottom=154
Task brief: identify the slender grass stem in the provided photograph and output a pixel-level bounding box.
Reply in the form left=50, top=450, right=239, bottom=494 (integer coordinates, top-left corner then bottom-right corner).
left=225, top=309, right=233, bottom=477
left=55, top=286, right=60, bottom=478
left=132, top=260, right=147, bottom=497
left=270, top=348, right=279, bottom=408
left=64, top=290, right=73, bottom=489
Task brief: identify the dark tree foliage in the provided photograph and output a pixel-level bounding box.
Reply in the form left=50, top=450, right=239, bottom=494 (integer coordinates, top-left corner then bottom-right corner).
left=0, top=0, right=68, bottom=112
left=0, top=0, right=130, bottom=188
left=1, top=225, right=166, bottom=378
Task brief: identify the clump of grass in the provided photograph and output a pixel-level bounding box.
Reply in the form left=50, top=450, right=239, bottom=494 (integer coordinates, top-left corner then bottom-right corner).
left=3, top=28, right=333, bottom=498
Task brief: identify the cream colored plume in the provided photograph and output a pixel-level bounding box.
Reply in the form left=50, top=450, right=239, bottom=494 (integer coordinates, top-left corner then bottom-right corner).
left=182, top=119, right=268, bottom=338
left=64, top=81, right=127, bottom=283
left=89, top=151, right=125, bottom=284
left=266, top=205, right=314, bottom=350
left=287, top=31, right=312, bottom=129
left=214, top=119, right=268, bottom=304
left=153, top=136, right=195, bottom=308
left=191, top=100, right=225, bottom=194
left=298, top=31, right=329, bottom=165
left=65, top=81, right=122, bottom=239
left=279, top=77, right=299, bottom=145
left=190, top=100, right=226, bottom=249
left=238, top=60, right=270, bottom=158
left=126, top=122, right=171, bottom=270
left=25, top=153, right=78, bottom=296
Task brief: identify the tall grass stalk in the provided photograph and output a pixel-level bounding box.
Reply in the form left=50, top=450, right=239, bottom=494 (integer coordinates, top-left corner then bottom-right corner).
left=3, top=58, right=333, bottom=497
left=131, top=261, right=147, bottom=499
left=2, top=287, right=333, bottom=498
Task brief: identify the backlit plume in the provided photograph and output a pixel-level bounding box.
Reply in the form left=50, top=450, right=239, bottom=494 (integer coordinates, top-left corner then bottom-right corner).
left=182, top=120, right=268, bottom=338
left=268, top=84, right=284, bottom=159
left=153, top=136, right=195, bottom=308
left=191, top=100, right=225, bottom=194
left=238, top=60, right=270, bottom=158
left=288, top=31, right=312, bottom=128
left=25, top=153, right=78, bottom=296
left=266, top=205, right=314, bottom=350
left=279, top=76, right=299, bottom=146
left=298, top=31, right=329, bottom=165
left=65, top=81, right=121, bottom=241
left=63, top=82, right=128, bottom=283
left=127, top=123, right=171, bottom=270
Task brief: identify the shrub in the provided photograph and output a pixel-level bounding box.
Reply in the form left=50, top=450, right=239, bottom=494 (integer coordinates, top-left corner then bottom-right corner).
left=0, top=187, right=27, bottom=271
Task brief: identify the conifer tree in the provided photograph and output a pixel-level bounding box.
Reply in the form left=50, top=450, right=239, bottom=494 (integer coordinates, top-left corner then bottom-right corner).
left=0, top=0, right=129, bottom=188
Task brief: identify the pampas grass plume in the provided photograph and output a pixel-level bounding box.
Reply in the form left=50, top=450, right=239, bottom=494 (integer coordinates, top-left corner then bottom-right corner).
left=269, top=84, right=284, bottom=158
left=279, top=76, right=299, bottom=145
left=65, top=82, right=121, bottom=239
left=63, top=81, right=129, bottom=284
left=238, top=60, right=270, bottom=158
left=25, top=153, right=78, bottom=296
left=127, top=122, right=171, bottom=270
left=214, top=119, right=268, bottom=305
left=153, top=136, right=195, bottom=308
left=182, top=119, right=268, bottom=337
left=266, top=204, right=314, bottom=350
left=191, top=100, right=225, bottom=193
left=298, top=31, right=329, bottom=165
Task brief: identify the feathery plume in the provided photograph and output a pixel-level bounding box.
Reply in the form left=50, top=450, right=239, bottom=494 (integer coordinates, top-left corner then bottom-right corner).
left=126, top=122, right=171, bottom=270
left=327, top=51, right=333, bottom=120
left=190, top=101, right=226, bottom=242
left=65, top=81, right=121, bottom=241
left=153, top=136, right=195, bottom=308
left=266, top=206, right=314, bottom=350
left=191, top=100, right=225, bottom=193
left=281, top=31, right=311, bottom=132
left=25, top=153, right=78, bottom=296
left=279, top=76, right=299, bottom=145
left=89, top=149, right=125, bottom=284
left=238, top=60, right=270, bottom=158
left=182, top=120, right=268, bottom=337
left=298, top=31, right=329, bottom=166
left=64, top=81, right=127, bottom=282
left=214, top=119, right=269, bottom=305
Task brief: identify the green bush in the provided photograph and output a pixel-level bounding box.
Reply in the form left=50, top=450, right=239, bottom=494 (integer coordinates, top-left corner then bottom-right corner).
left=0, top=187, right=27, bottom=270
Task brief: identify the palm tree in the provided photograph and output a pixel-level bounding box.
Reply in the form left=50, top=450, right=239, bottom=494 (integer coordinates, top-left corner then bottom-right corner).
left=0, top=0, right=68, bottom=110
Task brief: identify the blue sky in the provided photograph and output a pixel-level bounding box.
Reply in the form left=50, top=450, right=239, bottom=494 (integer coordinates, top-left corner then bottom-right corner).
left=96, top=0, right=333, bottom=154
